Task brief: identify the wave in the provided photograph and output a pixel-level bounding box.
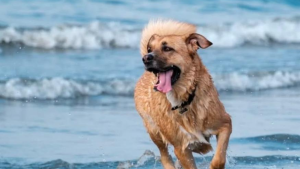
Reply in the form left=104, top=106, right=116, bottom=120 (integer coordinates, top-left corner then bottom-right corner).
left=1, top=16, right=300, bottom=49
left=237, top=134, right=300, bottom=144
left=0, top=77, right=135, bottom=99
left=0, top=71, right=299, bottom=99
left=213, top=71, right=300, bottom=92
left=199, top=16, right=300, bottom=48
left=1, top=153, right=299, bottom=169
left=232, top=134, right=300, bottom=150
left=0, top=22, right=140, bottom=49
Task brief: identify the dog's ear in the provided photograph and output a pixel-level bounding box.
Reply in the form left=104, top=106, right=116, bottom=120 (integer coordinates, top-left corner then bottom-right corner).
left=186, top=33, right=212, bottom=51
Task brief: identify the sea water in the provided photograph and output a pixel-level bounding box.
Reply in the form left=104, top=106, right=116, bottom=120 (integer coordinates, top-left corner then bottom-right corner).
left=0, top=0, right=300, bottom=168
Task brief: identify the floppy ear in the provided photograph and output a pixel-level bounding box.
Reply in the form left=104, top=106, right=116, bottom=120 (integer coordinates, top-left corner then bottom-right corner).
left=186, top=33, right=212, bottom=51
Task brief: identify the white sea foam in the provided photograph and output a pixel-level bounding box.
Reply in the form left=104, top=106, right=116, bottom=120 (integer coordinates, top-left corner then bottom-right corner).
left=198, top=17, right=300, bottom=48
left=0, top=71, right=299, bottom=99
left=0, top=22, right=140, bottom=49
left=0, top=17, right=300, bottom=49
left=0, top=78, right=135, bottom=99
left=213, top=71, right=300, bottom=92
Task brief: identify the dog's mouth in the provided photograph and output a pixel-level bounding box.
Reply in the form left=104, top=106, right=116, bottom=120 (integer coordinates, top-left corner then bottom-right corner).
left=147, top=65, right=181, bottom=93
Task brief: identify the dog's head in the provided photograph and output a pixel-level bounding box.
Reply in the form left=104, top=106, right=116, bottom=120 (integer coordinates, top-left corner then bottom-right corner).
left=140, top=20, right=212, bottom=93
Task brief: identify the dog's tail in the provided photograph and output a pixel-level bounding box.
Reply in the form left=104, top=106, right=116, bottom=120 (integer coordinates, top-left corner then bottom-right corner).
left=191, top=136, right=213, bottom=154
left=192, top=143, right=213, bottom=154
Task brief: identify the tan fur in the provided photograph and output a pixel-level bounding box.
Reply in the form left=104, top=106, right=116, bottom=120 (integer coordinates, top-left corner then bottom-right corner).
left=135, top=20, right=232, bottom=169
left=140, top=19, right=196, bottom=56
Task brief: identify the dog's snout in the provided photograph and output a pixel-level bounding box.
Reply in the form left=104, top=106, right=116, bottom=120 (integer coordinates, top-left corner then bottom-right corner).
left=143, top=53, right=154, bottom=63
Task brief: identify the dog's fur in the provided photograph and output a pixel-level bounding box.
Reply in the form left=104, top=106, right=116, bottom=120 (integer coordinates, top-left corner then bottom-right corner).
left=134, top=20, right=232, bottom=169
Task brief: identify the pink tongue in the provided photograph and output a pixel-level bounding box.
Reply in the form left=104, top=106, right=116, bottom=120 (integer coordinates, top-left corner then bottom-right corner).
left=155, top=70, right=173, bottom=93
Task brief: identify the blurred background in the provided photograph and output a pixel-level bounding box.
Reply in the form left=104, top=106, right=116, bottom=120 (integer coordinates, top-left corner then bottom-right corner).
left=0, top=0, right=300, bottom=168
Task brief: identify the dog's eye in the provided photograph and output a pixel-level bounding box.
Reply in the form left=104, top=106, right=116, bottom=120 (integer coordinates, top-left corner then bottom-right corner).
left=147, top=47, right=152, bottom=53
left=162, top=46, right=174, bottom=52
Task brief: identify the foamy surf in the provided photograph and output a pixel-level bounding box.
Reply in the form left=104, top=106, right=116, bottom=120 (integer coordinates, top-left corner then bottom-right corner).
left=0, top=78, right=135, bottom=99
left=199, top=17, right=300, bottom=48
left=0, top=71, right=299, bottom=99
left=1, top=16, right=300, bottom=49
left=1, top=150, right=299, bottom=169
left=0, top=22, right=140, bottom=49
left=213, top=71, right=300, bottom=92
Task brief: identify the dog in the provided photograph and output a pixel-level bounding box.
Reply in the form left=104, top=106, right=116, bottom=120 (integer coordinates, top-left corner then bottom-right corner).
left=134, top=20, right=232, bottom=169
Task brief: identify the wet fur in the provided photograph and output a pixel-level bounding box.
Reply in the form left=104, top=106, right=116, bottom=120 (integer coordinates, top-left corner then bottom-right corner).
left=135, top=20, right=232, bottom=169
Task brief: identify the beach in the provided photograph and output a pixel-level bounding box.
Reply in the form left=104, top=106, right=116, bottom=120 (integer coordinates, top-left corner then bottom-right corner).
left=0, top=0, right=300, bottom=168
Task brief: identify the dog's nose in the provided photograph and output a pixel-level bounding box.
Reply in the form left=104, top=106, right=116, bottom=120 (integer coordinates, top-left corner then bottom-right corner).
left=142, top=53, right=154, bottom=63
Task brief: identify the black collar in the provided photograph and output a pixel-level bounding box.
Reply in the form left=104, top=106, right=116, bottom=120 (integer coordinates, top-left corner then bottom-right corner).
left=171, top=86, right=197, bottom=114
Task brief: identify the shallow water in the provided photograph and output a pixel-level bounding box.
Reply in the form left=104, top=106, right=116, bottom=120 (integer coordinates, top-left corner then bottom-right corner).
left=0, top=0, right=300, bottom=168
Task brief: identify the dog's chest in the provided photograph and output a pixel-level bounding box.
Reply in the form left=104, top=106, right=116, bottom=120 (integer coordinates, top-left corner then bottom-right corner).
left=166, top=91, right=181, bottom=107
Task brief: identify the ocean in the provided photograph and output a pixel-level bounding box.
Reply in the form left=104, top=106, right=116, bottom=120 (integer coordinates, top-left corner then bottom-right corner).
left=0, top=0, right=300, bottom=168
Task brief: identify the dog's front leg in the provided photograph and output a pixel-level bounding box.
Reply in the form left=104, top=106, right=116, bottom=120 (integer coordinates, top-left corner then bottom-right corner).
left=174, top=146, right=197, bottom=169
left=159, top=146, right=176, bottom=169
left=149, top=132, right=175, bottom=169
left=210, top=122, right=232, bottom=169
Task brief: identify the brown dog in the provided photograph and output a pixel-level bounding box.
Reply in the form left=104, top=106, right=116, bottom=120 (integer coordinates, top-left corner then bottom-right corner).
left=134, top=20, right=232, bottom=169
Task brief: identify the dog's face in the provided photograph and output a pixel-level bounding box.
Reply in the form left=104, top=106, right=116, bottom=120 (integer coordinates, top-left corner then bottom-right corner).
left=142, top=33, right=212, bottom=93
